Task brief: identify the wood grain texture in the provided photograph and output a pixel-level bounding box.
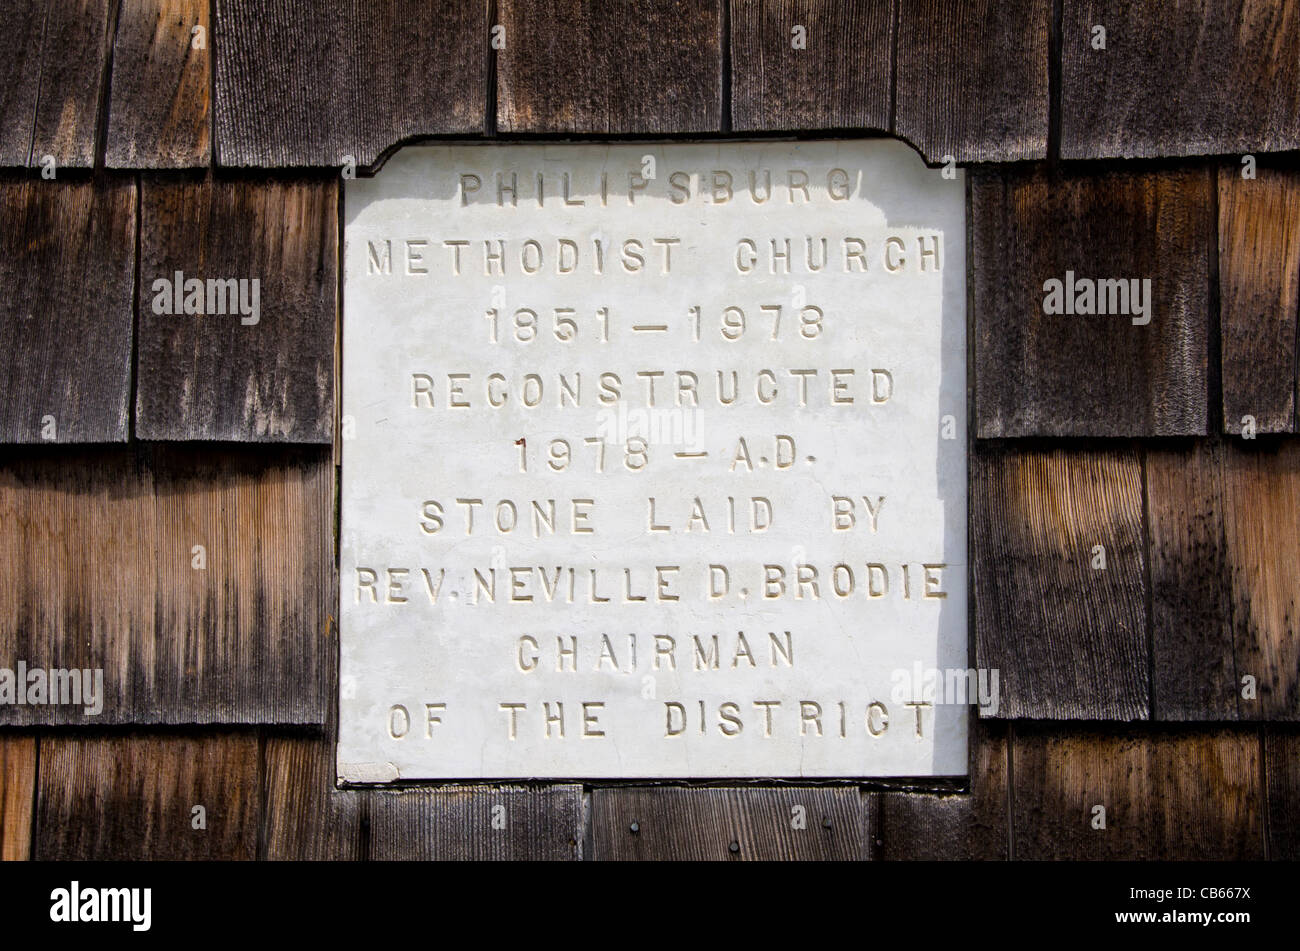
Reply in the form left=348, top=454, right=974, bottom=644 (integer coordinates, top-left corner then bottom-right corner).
left=214, top=0, right=486, bottom=168
left=876, top=717, right=1008, bottom=859
left=0, top=448, right=150, bottom=725
left=498, top=0, right=722, bottom=133
left=368, top=785, right=583, bottom=860
left=0, top=0, right=117, bottom=167
left=590, top=786, right=867, bottom=860
left=1061, top=0, right=1300, bottom=159
left=1218, top=166, right=1300, bottom=435
left=0, top=2, right=48, bottom=166
left=1265, top=729, right=1299, bottom=859
left=972, top=445, right=1148, bottom=720
left=730, top=0, right=892, bottom=132
left=0, top=736, right=36, bottom=861
left=973, top=165, right=1212, bottom=437
left=105, top=0, right=211, bottom=168
left=0, top=445, right=332, bottom=725
left=1219, top=442, right=1300, bottom=721
left=1011, top=726, right=1263, bottom=859
left=262, top=732, right=364, bottom=860
left=0, top=176, right=136, bottom=443
left=1146, top=441, right=1237, bottom=720
left=135, top=175, right=336, bottom=442
left=143, top=445, right=333, bottom=723
left=1148, top=440, right=1300, bottom=722
left=35, top=732, right=261, bottom=860
left=894, top=0, right=1049, bottom=163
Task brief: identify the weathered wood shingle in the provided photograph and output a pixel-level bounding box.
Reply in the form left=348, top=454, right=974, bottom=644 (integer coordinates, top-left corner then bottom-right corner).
left=135, top=175, right=336, bottom=442
left=0, top=0, right=116, bottom=168
left=0, top=2, right=48, bottom=166
left=1061, top=0, right=1300, bottom=159
left=730, top=0, right=892, bottom=132
left=262, top=732, right=364, bottom=860
left=973, top=165, right=1212, bottom=438
left=0, top=177, right=136, bottom=443
left=35, top=732, right=262, bottom=860
left=214, top=0, right=487, bottom=167
left=590, top=787, right=868, bottom=860
left=972, top=446, right=1148, bottom=720
left=895, top=0, right=1049, bottom=163
left=1147, top=440, right=1300, bottom=722
left=0, top=448, right=148, bottom=725
left=1146, top=441, right=1237, bottom=721
left=1218, top=165, right=1300, bottom=435
left=105, top=0, right=212, bottom=168
left=0, top=445, right=332, bottom=725
left=498, top=0, right=723, bottom=133
left=143, top=445, right=333, bottom=723
left=1012, top=726, right=1263, bottom=859
left=1217, top=443, right=1300, bottom=722
left=368, top=786, right=584, bottom=860
left=1266, top=729, right=1300, bottom=860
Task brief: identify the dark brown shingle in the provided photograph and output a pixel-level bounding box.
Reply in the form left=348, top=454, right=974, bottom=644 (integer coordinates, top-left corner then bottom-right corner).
left=973, top=165, right=1212, bottom=438
left=498, top=0, right=723, bottom=133
left=105, top=0, right=212, bottom=168
left=0, top=177, right=136, bottom=443
left=214, top=0, right=487, bottom=167
left=1266, top=729, right=1300, bottom=859
left=0, top=0, right=116, bottom=169
left=1012, top=726, right=1264, bottom=859
left=972, top=445, right=1149, bottom=720
left=730, top=0, right=893, bottom=132
left=262, top=732, right=364, bottom=860
left=135, top=175, right=336, bottom=442
left=368, top=785, right=585, bottom=860
left=1149, top=440, right=1300, bottom=722
left=895, top=0, right=1049, bottom=163
left=590, top=786, right=868, bottom=859
left=876, top=718, right=1008, bottom=859
left=1218, top=165, right=1300, bottom=435
left=36, top=731, right=262, bottom=860
left=1061, top=0, right=1300, bottom=159
left=0, top=736, right=36, bottom=861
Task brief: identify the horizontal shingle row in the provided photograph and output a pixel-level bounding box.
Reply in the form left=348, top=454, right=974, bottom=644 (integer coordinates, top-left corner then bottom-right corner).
left=3, top=161, right=1296, bottom=445
left=2, top=1, right=1296, bottom=170
left=976, top=161, right=1300, bottom=439
left=974, top=440, right=1300, bottom=722
left=2, top=721, right=1295, bottom=859
left=2, top=437, right=1288, bottom=727
left=0, top=173, right=335, bottom=445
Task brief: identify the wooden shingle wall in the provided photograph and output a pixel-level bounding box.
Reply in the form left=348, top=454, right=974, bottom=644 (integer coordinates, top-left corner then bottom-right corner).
left=0, top=0, right=1295, bottom=861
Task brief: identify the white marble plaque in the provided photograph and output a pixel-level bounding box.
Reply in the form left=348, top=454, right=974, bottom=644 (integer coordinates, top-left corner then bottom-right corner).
left=339, top=140, right=967, bottom=781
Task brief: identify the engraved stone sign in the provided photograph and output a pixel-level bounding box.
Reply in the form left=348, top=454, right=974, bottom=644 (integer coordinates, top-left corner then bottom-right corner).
left=339, top=140, right=966, bottom=780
